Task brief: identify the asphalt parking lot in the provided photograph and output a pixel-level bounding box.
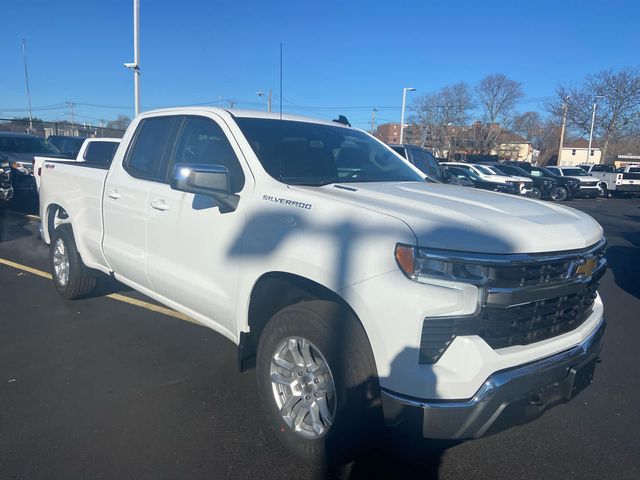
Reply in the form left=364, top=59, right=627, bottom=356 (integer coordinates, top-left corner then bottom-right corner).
left=1, top=193, right=639, bottom=480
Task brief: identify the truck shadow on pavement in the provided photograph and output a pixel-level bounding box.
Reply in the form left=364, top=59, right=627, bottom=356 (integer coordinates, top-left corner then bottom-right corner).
left=605, top=232, right=640, bottom=300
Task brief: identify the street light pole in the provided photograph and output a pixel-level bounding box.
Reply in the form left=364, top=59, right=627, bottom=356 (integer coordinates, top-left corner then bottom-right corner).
left=370, top=108, right=378, bottom=134
left=399, top=87, right=416, bottom=144
left=124, top=0, right=141, bottom=115
left=587, top=96, right=603, bottom=164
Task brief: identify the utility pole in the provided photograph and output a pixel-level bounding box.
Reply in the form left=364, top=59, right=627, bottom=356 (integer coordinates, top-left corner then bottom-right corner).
left=267, top=89, right=272, bottom=113
left=21, top=39, right=34, bottom=133
left=218, top=95, right=222, bottom=107
left=370, top=108, right=378, bottom=134
left=66, top=102, right=75, bottom=128
left=556, top=97, right=568, bottom=165
left=228, top=100, right=237, bottom=109
left=587, top=96, right=603, bottom=164
left=257, top=89, right=267, bottom=111
left=124, top=0, right=141, bottom=115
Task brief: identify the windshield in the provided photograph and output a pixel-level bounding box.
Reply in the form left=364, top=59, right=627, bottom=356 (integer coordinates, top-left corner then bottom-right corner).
left=486, top=165, right=507, bottom=175
left=0, top=135, right=59, bottom=154
left=236, top=118, right=424, bottom=185
left=629, top=167, right=640, bottom=173
left=501, top=165, right=530, bottom=176
left=541, top=167, right=559, bottom=177
left=562, top=168, right=589, bottom=176
left=474, top=164, right=495, bottom=175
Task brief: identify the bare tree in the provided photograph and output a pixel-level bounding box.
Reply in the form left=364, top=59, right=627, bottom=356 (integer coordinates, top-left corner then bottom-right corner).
left=107, top=115, right=131, bottom=131
left=547, top=67, right=640, bottom=161
left=476, top=74, right=524, bottom=124
left=411, top=82, right=475, bottom=156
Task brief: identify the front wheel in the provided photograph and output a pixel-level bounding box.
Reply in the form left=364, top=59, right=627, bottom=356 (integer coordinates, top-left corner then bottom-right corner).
left=530, top=187, right=542, bottom=200
left=256, top=300, right=382, bottom=464
left=551, top=186, right=569, bottom=202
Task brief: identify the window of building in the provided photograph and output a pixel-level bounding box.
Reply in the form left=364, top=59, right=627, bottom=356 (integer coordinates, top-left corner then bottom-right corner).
left=572, top=149, right=576, bottom=155
left=591, top=149, right=595, bottom=156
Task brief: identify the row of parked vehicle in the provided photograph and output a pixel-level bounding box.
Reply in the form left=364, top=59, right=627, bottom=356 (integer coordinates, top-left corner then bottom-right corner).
left=390, top=143, right=640, bottom=201
left=0, top=131, right=121, bottom=200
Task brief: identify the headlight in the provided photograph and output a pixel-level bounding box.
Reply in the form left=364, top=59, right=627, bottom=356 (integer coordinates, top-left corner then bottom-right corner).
left=395, top=244, right=490, bottom=284
left=10, top=161, right=31, bottom=175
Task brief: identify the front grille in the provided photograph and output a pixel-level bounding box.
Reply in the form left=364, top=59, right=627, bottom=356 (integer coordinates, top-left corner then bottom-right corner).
left=418, top=240, right=606, bottom=364
left=478, top=282, right=598, bottom=349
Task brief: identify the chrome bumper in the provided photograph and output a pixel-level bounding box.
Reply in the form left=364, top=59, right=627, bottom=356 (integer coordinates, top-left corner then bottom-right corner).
left=381, top=319, right=605, bottom=440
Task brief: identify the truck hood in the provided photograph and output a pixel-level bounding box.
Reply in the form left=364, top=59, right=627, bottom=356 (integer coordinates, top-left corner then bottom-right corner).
left=300, top=182, right=603, bottom=254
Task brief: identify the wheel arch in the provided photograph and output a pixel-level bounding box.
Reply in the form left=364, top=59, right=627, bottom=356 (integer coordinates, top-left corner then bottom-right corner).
left=44, top=203, right=70, bottom=244
left=238, top=271, right=365, bottom=372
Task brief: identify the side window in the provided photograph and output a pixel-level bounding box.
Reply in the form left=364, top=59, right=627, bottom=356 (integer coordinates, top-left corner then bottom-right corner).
left=591, top=165, right=603, bottom=172
left=391, top=146, right=407, bottom=159
left=173, top=116, right=246, bottom=193
left=125, top=116, right=179, bottom=181
left=84, top=142, right=119, bottom=165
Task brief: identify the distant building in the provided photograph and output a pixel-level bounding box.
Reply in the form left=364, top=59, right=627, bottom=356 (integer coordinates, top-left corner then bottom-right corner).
left=374, top=123, right=401, bottom=144
left=494, top=131, right=533, bottom=162
left=558, top=139, right=601, bottom=166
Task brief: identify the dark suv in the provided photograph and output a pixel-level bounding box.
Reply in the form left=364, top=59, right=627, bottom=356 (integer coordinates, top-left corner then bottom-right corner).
left=501, top=161, right=579, bottom=201
left=484, top=163, right=556, bottom=200
left=389, top=144, right=443, bottom=182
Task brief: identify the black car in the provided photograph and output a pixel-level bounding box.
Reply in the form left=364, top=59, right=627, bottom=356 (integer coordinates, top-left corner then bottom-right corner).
left=389, top=144, right=444, bottom=182
left=0, top=152, right=13, bottom=201
left=501, top=162, right=578, bottom=201
left=442, top=165, right=507, bottom=192
left=0, top=132, right=61, bottom=191
left=46, top=135, right=85, bottom=158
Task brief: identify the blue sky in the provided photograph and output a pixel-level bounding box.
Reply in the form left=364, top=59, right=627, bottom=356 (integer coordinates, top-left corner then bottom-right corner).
left=2, top=0, right=638, bottom=129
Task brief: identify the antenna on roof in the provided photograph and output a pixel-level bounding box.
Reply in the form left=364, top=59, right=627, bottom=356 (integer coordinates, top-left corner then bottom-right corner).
left=333, top=115, right=351, bottom=127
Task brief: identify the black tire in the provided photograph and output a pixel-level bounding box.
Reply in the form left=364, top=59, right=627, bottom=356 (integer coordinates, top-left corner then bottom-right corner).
left=597, top=184, right=607, bottom=198
left=50, top=224, right=97, bottom=299
left=256, top=300, right=382, bottom=464
left=551, top=186, right=569, bottom=202
left=530, top=187, right=542, bottom=200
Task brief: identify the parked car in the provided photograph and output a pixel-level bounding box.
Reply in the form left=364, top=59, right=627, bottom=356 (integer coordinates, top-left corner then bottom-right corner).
left=388, top=144, right=444, bottom=181
left=441, top=161, right=532, bottom=196
left=39, top=107, right=606, bottom=463
left=485, top=163, right=556, bottom=200
left=46, top=135, right=86, bottom=158
left=502, top=161, right=578, bottom=201
left=545, top=166, right=601, bottom=198
left=0, top=153, right=13, bottom=201
left=580, top=163, right=640, bottom=196
left=443, top=165, right=516, bottom=192
left=0, top=132, right=62, bottom=192
left=34, top=137, right=121, bottom=191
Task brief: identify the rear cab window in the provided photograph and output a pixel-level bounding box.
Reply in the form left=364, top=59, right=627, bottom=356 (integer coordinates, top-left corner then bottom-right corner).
left=124, top=116, right=181, bottom=181
left=84, top=141, right=119, bottom=165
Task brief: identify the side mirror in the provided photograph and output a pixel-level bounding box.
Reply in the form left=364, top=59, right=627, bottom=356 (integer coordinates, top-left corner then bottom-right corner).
left=170, top=163, right=239, bottom=212
left=170, top=163, right=230, bottom=197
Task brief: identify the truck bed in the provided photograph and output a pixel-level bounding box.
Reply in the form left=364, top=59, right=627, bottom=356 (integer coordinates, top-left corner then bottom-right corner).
left=39, top=160, right=111, bottom=272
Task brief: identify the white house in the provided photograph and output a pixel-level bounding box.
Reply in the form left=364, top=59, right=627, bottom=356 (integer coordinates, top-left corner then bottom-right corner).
left=558, top=139, right=602, bottom=166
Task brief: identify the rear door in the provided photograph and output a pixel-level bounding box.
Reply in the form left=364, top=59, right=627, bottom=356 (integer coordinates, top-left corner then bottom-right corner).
left=145, top=114, right=252, bottom=335
left=102, top=115, right=181, bottom=289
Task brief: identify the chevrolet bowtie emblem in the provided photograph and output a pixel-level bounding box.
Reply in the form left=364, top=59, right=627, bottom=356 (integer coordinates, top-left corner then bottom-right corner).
left=575, top=258, right=597, bottom=277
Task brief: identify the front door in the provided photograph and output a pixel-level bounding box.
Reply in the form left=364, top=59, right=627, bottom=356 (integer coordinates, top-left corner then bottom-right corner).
left=145, top=114, right=252, bottom=336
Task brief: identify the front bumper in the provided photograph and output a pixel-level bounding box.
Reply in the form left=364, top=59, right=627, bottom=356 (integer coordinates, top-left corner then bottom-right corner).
left=381, top=319, right=605, bottom=440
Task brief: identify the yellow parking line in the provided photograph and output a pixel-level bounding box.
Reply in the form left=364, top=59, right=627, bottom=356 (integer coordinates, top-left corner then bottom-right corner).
left=0, top=258, right=197, bottom=324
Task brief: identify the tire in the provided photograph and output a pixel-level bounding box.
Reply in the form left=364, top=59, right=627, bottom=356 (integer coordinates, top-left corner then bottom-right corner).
left=50, top=224, right=97, bottom=299
left=256, top=300, right=382, bottom=464
left=530, top=187, right=542, bottom=200
left=551, top=186, right=568, bottom=202
left=597, top=184, right=607, bottom=198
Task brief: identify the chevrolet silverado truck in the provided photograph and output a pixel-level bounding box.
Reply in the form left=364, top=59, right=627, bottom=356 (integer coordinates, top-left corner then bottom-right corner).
left=39, top=108, right=607, bottom=463
left=34, top=137, right=120, bottom=191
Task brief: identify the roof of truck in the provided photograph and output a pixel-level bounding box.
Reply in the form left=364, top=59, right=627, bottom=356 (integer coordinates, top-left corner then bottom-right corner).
left=140, top=107, right=351, bottom=129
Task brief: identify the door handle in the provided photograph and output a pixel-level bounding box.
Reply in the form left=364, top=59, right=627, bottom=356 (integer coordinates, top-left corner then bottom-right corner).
left=106, top=189, right=121, bottom=200
left=150, top=199, right=169, bottom=211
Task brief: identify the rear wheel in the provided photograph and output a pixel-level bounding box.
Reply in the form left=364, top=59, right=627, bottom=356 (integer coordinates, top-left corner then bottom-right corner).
left=50, top=224, right=97, bottom=299
left=530, top=187, right=542, bottom=200
left=256, top=300, right=382, bottom=464
left=551, top=186, right=568, bottom=201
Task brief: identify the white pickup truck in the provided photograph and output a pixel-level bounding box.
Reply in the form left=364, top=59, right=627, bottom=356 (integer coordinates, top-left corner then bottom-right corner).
left=39, top=107, right=607, bottom=462
left=33, top=137, right=120, bottom=191
left=579, top=163, right=640, bottom=196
